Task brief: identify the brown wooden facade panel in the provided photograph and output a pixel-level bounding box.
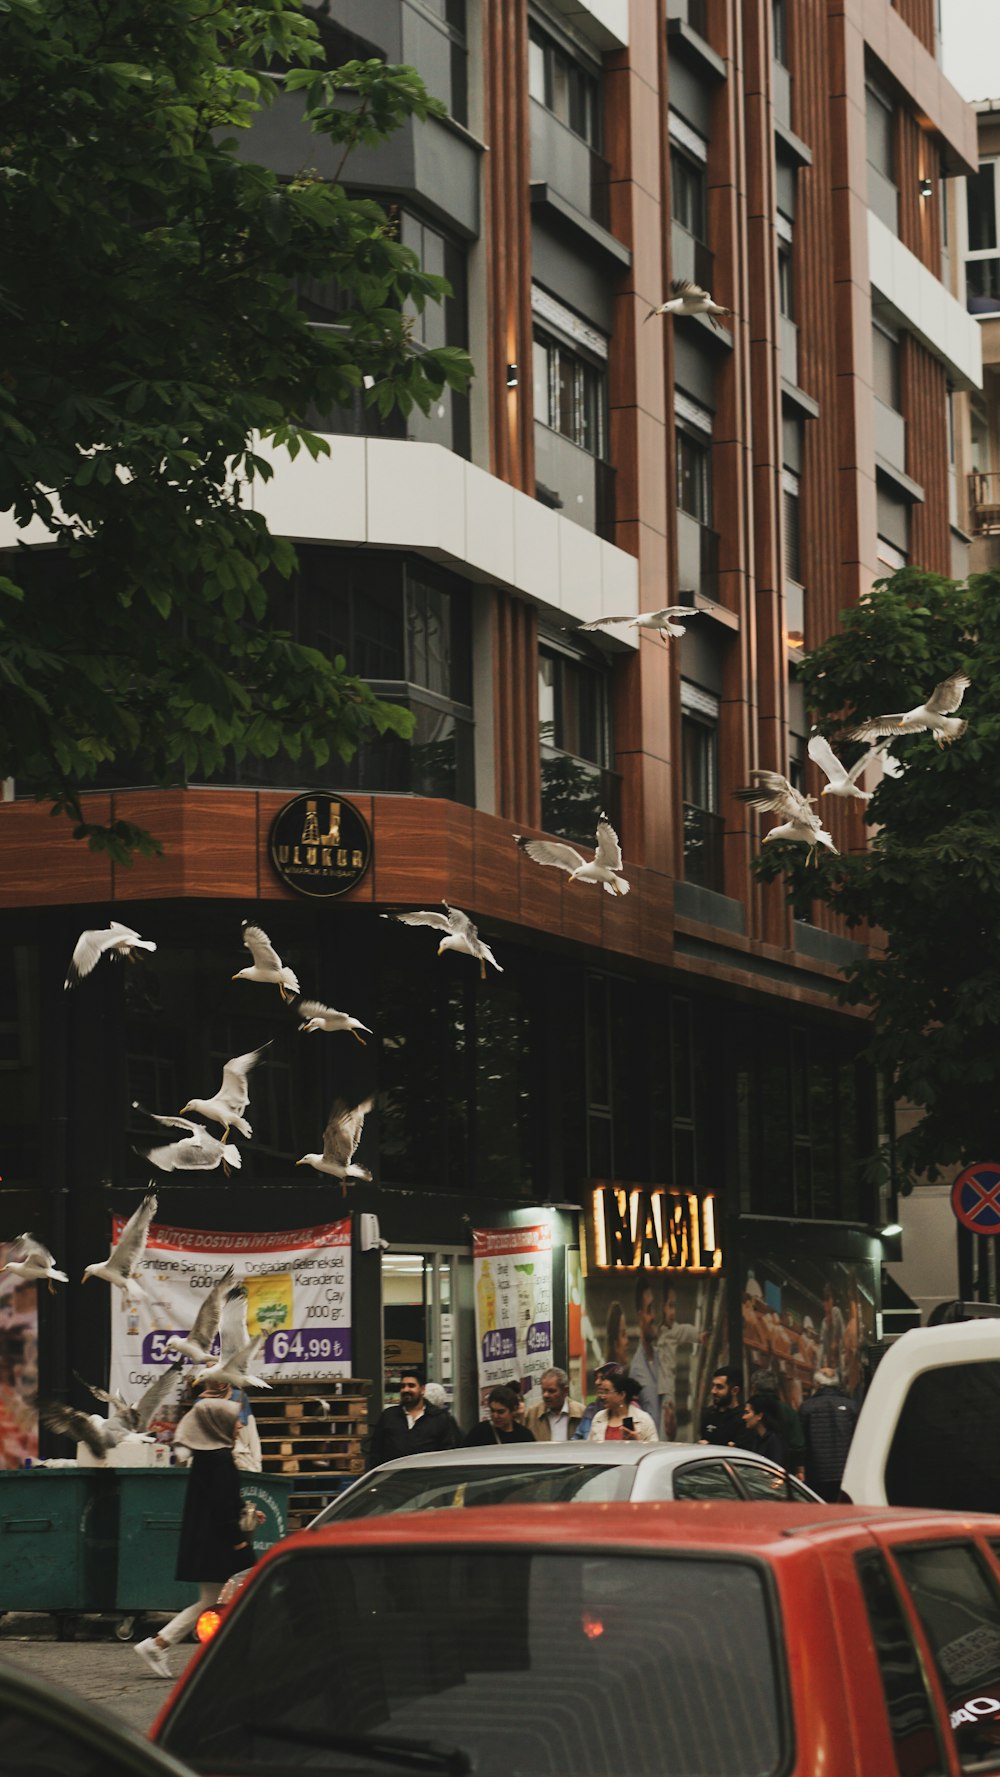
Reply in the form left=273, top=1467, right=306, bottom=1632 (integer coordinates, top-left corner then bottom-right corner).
left=0, top=798, right=113, bottom=908
left=902, top=334, right=951, bottom=573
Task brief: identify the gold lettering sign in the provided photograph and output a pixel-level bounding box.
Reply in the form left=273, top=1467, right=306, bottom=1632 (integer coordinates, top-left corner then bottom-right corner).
left=268, top=793, right=372, bottom=900
left=591, top=1185, right=722, bottom=1273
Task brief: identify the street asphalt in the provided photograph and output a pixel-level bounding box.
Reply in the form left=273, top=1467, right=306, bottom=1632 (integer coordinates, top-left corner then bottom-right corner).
left=0, top=1612, right=199, bottom=1736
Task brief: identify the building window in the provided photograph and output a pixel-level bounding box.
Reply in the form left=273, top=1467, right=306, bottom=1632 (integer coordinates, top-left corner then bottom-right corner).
left=672, top=149, right=707, bottom=242
left=528, top=22, right=601, bottom=150
left=772, top=0, right=788, bottom=65
left=783, top=468, right=802, bottom=585
left=533, top=326, right=608, bottom=459
left=966, top=158, right=1000, bottom=313
left=538, top=638, right=615, bottom=843
left=872, top=321, right=901, bottom=412
left=866, top=80, right=898, bottom=233
left=677, top=427, right=711, bottom=523
left=778, top=238, right=794, bottom=319
left=681, top=683, right=724, bottom=893
left=876, top=535, right=908, bottom=572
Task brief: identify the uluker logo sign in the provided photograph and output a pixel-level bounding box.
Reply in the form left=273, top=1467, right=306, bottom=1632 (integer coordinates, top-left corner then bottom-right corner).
left=269, top=793, right=372, bottom=899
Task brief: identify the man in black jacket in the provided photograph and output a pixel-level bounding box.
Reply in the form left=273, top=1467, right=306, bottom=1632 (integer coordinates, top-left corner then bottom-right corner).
left=366, top=1366, right=461, bottom=1470
left=699, top=1365, right=751, bottom=1448
left=799, top=1368, right=859, bottom=1500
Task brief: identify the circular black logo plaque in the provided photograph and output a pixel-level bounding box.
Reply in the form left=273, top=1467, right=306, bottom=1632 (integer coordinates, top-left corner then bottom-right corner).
left=268, top=793, right=372, bottom=899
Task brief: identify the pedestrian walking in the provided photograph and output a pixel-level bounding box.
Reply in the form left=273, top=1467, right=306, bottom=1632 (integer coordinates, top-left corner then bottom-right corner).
left=741, top=1391, right=788, bottom=1466
left=463, top=1384, right=536, bottom=1445
left=366, top=1366, right=460, bottom=1468
left=750, top=1368, right=805, bottom=1477
left=587, top=1362, right=658, bottom=1443
left=800, top=1367, right=859, bottom=1500
left=134, top=1380, right=250, bottom=1679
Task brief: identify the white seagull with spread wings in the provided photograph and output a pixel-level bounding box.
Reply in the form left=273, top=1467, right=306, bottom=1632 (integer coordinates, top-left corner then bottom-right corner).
left=578, top=605, right=703, bottom=642
left=134, top=1105, right=241, bottom=1174
left=807, top=733, right=876, bottom=801
left=164, top=1267, right=236, bottom=1366
left=735, top=770, right=837, bottom=860
left=72, top=1361, right=185, bottom=1437
left=381, top=905, right=502, bottom=979
left=296, top=1000, right=372, bottom=1043
left=514, top=813, right=631, bottom=897
left=645, top=278, right=731, bottom=327
left=194, top=1286, right=270, bottom=1391
left=64, top=921, right=156, bottom=990
left=848, top=673, right=971, bottom=749
left=1, top=1233, right=68, bottom=1292
left=180, top=1043, right=271, bottom=1139
left=232, top=922, right=301, bottom=1000
left=81, top=1189, right=157, bottom=1299
left=297, top=1096, right=375, bottom=1190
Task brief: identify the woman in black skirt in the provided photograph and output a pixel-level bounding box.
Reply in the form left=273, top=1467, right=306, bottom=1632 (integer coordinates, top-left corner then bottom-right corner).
left=134, top=1381, right=251, bottom=1679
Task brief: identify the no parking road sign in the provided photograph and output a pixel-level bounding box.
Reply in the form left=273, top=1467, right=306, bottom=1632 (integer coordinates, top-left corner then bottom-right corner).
left=952, top=1163, right=1000, bottom=1235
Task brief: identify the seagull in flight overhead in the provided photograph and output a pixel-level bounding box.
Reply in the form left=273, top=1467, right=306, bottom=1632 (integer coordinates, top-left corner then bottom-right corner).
left=73, top=1361, right=185, bottom=1436
left=180, top=1043, right=272, bottom=1139
left=64, top=921, right=156, bottom=990
left=164, top=1267, right=236, bottom=1366
left=848, top=673, right=972, bottom=749
left=81, top=1189, right=158, bottom=1299
left=514, top=813, right=631, bottom=896
left=735, top=770, right=837, bottom=860
left=296, top=1000, right=372, bottom=1043
left=578, top=604, right=703, bottom=642
left=645, top=278, right=731, bottom=327
left=381, top=904, right=503, bottom=979
left=807, top=733, right=876, bottom=801
left=297, top=1096, right=375, bottom=1190
left=134, top=1105, right=241, bottom=1174
left=233, top=922, right=300, bottom=1000
left=1, top=1233, right=69, bottom=1292
left=192, top=1286, right=270, bottom=1391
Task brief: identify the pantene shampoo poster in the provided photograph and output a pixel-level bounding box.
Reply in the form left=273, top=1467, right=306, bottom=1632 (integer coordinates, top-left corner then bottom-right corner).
left=473, top=1224, right=553, bottom=1412
left=108, top=1215, right=352, bottom=1403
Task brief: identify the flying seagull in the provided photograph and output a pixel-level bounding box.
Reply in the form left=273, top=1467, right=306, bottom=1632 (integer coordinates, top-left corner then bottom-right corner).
left=381, top=905, right=503, bottom=979
left=180, top=1042, right=272, bottom=1139
left=807, top=733, right=876, bottom=801
left=578, top=605, right=703, bottom=642
left=645, top=278, right=731, bottom=327
left=848, top=673, right=971, bottom=749
left=735, top=770, right=837, bottom=860
left=297, top=1096, right=375, bottom=1190
left=134, top=1105, right=241, bottom=1174
left=296, top=1000, right=372, bottom=1043
left=40, top=1400, right=147, bottom=1460
left=64, top=921, right=156, bottom=990
left=194, top=1285, right=270, bottom=1390
left=1, top=1233, right=68, bottom=1292
left=514, top=813, right=631, bottom=897
left=233, top=922, right=300, bottom=1000
left=81, top=1189, right=157, bottom=1299
left=73, top=1360, right=185, bottom=1436
left=164, top=1266, right=236, bottom=1366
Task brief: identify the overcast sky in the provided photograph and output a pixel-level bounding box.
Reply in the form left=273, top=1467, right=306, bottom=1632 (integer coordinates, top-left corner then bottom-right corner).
left=942, top=0, right=1000, bottom=102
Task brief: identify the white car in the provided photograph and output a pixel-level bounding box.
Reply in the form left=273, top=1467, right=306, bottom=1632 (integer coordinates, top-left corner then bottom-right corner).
left=841, top=1316, right=1000, bottom=1510
left=309, top=1440, right=822, bottom=1524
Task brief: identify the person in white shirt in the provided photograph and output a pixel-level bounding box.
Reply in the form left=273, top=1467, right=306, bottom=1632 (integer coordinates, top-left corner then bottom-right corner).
left=524, top=1368, right=586, bottom=1442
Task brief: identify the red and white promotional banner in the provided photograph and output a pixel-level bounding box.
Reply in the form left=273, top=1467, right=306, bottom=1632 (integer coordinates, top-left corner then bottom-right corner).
left=108, top=1215, right=352, bottom=1401
left=472, top=1224, right=553, bottom=1408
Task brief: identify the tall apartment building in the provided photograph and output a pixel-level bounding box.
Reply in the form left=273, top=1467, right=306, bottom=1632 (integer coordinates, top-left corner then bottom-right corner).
left=0, top=0, right=981, bottom=1432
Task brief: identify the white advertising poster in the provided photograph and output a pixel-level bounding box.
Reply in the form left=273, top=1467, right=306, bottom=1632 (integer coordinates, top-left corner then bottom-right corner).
left=473, top=1223, right=553, bottom=1410
left=108, top=1214, right=352, bottom=1402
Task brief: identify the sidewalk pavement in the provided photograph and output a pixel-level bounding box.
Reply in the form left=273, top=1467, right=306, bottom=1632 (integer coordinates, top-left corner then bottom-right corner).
left=0, top=1613, right=198, bottom=1736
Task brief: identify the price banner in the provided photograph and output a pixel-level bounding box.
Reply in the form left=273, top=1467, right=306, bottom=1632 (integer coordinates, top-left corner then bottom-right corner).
left=108, top=1215, right=352, bottom=1406
left=473, top=1224, right=553, bottom=1413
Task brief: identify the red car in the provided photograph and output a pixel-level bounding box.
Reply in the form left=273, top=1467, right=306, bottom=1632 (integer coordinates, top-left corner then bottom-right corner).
left=152, top=1501, right=1000, bottom=1777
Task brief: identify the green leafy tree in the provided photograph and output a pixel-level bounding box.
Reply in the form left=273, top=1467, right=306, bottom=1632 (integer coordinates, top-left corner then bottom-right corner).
left=753, top=567, right=1000, bottom=1182
left=0, top=0, right=472, bottom=859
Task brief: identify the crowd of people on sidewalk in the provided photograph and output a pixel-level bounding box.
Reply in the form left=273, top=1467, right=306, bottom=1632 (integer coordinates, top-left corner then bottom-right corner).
left=364, top=1356, right=860, bottom=1499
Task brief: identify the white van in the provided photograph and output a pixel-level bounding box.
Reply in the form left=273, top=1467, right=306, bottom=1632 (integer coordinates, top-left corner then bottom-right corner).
left=841, top=1317, right=1000, bottom=1509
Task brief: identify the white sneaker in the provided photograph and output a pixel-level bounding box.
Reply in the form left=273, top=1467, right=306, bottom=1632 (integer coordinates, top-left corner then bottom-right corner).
left=134, top=1637, right=172, bottom=1679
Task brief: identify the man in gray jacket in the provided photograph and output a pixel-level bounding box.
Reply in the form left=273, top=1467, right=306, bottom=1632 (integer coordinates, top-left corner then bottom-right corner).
left=524, top=1368, right=585, bottom=1441
left=800, top=1368, right=859, bottom=1500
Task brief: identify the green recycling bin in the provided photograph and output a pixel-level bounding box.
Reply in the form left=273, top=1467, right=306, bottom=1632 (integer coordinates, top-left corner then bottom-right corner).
left=114, top=1469, right=294, bottom=1612
left=0, top=1469, right=117, bottom=1613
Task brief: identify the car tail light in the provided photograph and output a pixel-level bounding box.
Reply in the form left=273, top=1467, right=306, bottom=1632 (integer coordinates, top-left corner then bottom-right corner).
left=196, top=1610, right=222, bottom=1643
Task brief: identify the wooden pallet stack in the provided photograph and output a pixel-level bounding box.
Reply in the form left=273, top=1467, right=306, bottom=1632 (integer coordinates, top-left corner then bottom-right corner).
left=254, top=1379, right=370, bottom=1531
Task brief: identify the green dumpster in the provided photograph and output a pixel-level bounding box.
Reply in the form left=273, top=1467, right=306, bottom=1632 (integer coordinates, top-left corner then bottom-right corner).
left=114, top=1470, right=295, bottom=1612
left=0, top=1470, right=117, bottom=1613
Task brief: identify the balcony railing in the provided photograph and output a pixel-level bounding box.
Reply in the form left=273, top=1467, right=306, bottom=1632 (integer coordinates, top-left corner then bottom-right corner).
left=677, top=510, right=720, bottom=600
left=667, top=0, right=708, bottom=36
left=683, top=805, right=726, bottom=893
left=968, top=470, right=1000, bottom=536
left=671, top=223, right=714, bottom=296
left=540, top=750, right=622, bottom=848
left=534, top=422, right=616, bottom=540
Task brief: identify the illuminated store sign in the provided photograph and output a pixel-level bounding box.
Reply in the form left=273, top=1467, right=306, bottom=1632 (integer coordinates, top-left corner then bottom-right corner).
left=269, top=793, right=372, bottom=899
left=591, top=1185, right=722, bottom=1273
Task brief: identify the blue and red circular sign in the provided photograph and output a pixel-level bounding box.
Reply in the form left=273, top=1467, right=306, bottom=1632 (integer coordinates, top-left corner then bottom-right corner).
left=951, top=1163, right=1000, bottom=1235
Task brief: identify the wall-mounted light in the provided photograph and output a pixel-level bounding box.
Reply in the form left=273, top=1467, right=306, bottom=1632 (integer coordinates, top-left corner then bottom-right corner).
left=881, top=1221, right=903, bottom=1238
left=919, top=177, right=933, bottom=199
left=506, top=362, right=519, bottom=388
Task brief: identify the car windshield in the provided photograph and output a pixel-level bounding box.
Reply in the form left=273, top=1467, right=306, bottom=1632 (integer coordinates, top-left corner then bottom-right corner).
left=159, top=1548, right=786, bottom=1777
left=312, top=1463, right=630, bottom=1523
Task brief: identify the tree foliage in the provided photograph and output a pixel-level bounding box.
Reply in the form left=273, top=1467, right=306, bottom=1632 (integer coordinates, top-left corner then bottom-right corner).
left=753, top=567, right=1000, bottom=1183
left=0, top=0, right=472, bottom=859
